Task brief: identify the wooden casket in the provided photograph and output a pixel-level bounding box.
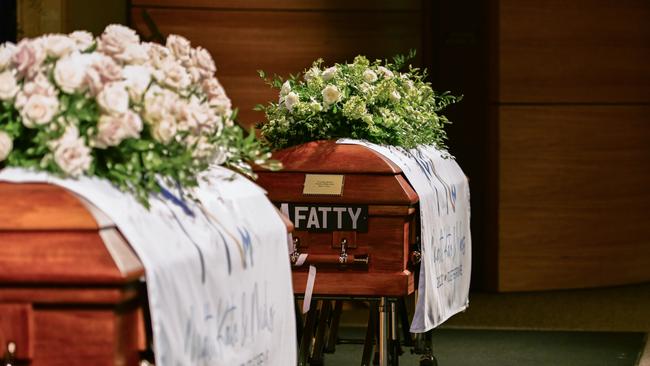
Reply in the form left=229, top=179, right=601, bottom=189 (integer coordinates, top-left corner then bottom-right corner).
left=256, top=140, right=420, bottom=297
left=0, top=183, right=146, bottom=366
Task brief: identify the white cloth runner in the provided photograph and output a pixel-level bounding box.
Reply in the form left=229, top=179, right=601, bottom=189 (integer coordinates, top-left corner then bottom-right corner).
left=0, top=166, right=296, bottom=366
left=337, top=139, right=471, bottom=332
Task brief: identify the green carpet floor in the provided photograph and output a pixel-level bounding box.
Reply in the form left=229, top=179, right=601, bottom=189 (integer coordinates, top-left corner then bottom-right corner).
left=323, top=329, right=646, bottom=366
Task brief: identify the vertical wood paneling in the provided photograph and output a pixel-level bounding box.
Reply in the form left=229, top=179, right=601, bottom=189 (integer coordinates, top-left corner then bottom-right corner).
left=130, top=5, right=423, bottom=128
left=498, top=106, right=650, bottom=291
left=497, top=0, right=650, bottom=103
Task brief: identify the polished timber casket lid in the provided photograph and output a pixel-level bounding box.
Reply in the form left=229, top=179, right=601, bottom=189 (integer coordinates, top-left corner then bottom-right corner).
left=257, top=140, right=419, bottom=206
left=255, top=140, right=420, bottom=297
left=0, top=182, right=145, bottom=365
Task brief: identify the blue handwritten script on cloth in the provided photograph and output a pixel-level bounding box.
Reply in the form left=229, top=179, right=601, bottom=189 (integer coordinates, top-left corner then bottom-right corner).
left=0, top=166, right=297, bottom=365
left=337, top=139, right=471, bottom=332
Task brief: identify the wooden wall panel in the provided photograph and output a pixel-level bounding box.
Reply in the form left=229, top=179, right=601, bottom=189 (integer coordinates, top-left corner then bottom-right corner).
left=130, top=5, right=423, bottom=128
left=497, top=0, right=650, bottom=103
left=131, top=0, right=420, bottom=11
left=498, top=106, right=650, bottom=291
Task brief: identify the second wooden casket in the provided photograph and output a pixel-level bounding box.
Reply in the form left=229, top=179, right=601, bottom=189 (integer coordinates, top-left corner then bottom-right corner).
left=256, top=140, right=420, bottom=297
left=0, top=183, right=146, bottom=366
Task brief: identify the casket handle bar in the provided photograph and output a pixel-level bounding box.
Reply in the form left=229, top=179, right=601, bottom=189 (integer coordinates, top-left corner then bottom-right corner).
left=290, top=237, right=369, bottom=270
left=3, top=341, right=15, bottom=366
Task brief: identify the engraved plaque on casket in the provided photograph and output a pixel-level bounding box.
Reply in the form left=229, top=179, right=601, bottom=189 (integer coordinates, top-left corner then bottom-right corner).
left=255, top=140, right=420, bottom=297
left=0, top=183, right=146, bottom=366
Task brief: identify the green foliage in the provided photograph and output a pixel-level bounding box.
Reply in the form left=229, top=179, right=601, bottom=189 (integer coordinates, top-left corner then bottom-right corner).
left=256, top=51, right=461, bottom=150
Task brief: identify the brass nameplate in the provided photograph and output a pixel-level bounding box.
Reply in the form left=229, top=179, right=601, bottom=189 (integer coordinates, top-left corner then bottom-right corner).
left=303, top=174, right=344, bottom=196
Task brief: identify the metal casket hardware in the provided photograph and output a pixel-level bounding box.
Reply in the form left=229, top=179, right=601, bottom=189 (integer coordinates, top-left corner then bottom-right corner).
left=289, top=237, right=369, bottom=270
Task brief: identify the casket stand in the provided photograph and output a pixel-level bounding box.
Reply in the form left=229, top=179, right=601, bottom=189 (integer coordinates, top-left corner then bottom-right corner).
left=0, top=182, right=148, bottom=365
left=256, top=141, right=436, bottom=366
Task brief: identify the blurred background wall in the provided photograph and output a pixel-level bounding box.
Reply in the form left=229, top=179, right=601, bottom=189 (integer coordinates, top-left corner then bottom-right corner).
left=4, top=0, right=649, bottom=294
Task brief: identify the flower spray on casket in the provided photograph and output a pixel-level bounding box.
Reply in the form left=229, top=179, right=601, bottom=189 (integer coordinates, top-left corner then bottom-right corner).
left=0, top=25, right=279, bottom=206
left=256, top=50, right=461, bottom=150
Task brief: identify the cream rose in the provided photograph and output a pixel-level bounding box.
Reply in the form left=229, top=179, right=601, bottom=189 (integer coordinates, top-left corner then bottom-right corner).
left=117, top=43, right=149, bottom=65
left=0, top=131, right=12, bottom=161
left=202, top=77, right=227, bottom=100
left=151, top=116, right=177, bottom=144
left=389, top=90, right=401, bottom=102
left=122, top=65, right=152, bottom=101
left=157, top=60, right=191, bottom=90
left=191, top=47, right=216, bottom=80
left=54, top=52, right=88, bottom=94
left=0, top=71, right=19, bottom=101
left=303, top=67, right=320, bottom=82
left=166, top=35, right=192, bottom=64
left=12, top=39, right=46, bottom=79
left=322, top=66, right=337, bottom=81
left=284, top=92, right=299, bottom=111
left=98, top=24, right=140, bottom=60
left=93, top=111, right=142, bottom=148
left=52, top=126, right=92, bottom=177
left=363, top=69, right=378, bottom=83
left=280, top=80, right=292, bottom=96
left=20, top=95, right=59, bottom=128
left=377, top=66, right=394, bottom=79
left=97, top=83, right=129, bottom=116
left=0, top=43, right=16, bottom=71
left=208, top=95, right=232, bottom=119
left=43, top=34, right=76, bottom=58
left=322, top=85, right=341, bottom=106
left=69, top=30, right=94, bottom=51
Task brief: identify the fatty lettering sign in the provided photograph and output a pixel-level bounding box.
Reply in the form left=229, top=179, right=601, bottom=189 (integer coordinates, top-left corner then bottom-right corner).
left=279, top=203, right=369, bottom=232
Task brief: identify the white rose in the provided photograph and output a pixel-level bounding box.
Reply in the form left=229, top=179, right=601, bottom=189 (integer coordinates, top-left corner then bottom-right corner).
left=123, top=65, right=152, bottom=101
left=359, top=82, right=372, bottom=94
left=389, top=90, right=401, bottom=102
left=93, top=112, right=142, bottom=148
left=146, top=43, right=172, bottom=69
left=0, top=43, right=16, bottom=71
left=191, top=47, right=216, bottom=80
left=363, top=69, right=378, bottom=83
left=151, top=116, right=177, bottom=144
left=377, top=66, right=394, bottom=79
left=43, top=34, right=76, bottom=58
left=20, top=95, right=59, bottom=128
left=97, top=83, right=129, bottom=116
left=0, top=71, right=19, bottom=101
left=322, top=66, right=337, bottom=81
left=52, top=126, right=92, bottom=177
left=284, top=92, right=299, bottom=111
left=202, top=77, right=227, bottom=100
left=321, top=85, right=341, bottom=106
left=166, top=35, right=192, bottom=64
left=69, top=30, right=94, bottom=51
left=0, top=131, right=12, bottom=161
left=54, top=52, right=88, bottom=93
left=98, top=24, right=140, bottom=60
left=280, top=80, right=292, bottom=96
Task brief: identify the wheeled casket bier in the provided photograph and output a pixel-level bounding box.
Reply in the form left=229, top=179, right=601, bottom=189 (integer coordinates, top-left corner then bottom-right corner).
left=256, top=140, right=420, bottom=297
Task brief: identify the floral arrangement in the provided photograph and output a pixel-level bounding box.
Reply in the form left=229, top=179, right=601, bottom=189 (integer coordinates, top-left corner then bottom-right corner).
left=0, top=25, right=277, bottom=205
left=257, top=52, right=460, bottom=150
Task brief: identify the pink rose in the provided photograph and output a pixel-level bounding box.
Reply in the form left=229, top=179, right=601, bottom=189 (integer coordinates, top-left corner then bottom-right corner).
left=191, top=47, right=216, bottom=80
left=85, top=54, right=123, bottom=95
left=166, top=35, right=192, bottom=64
left=97, top=24, right=140, bottom=61
left=93, top=111, right=142, bottom=148
left=12, top=39, right=46, bottom=79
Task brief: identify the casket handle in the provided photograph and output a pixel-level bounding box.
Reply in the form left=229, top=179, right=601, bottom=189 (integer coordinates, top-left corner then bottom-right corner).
left=290, top=237, right=369, bottom=270
left=3, top=341, right=15, bottom=366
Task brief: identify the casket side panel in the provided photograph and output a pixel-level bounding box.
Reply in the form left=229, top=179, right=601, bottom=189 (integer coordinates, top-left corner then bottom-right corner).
left=0, top=231, right=135, bottom=285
